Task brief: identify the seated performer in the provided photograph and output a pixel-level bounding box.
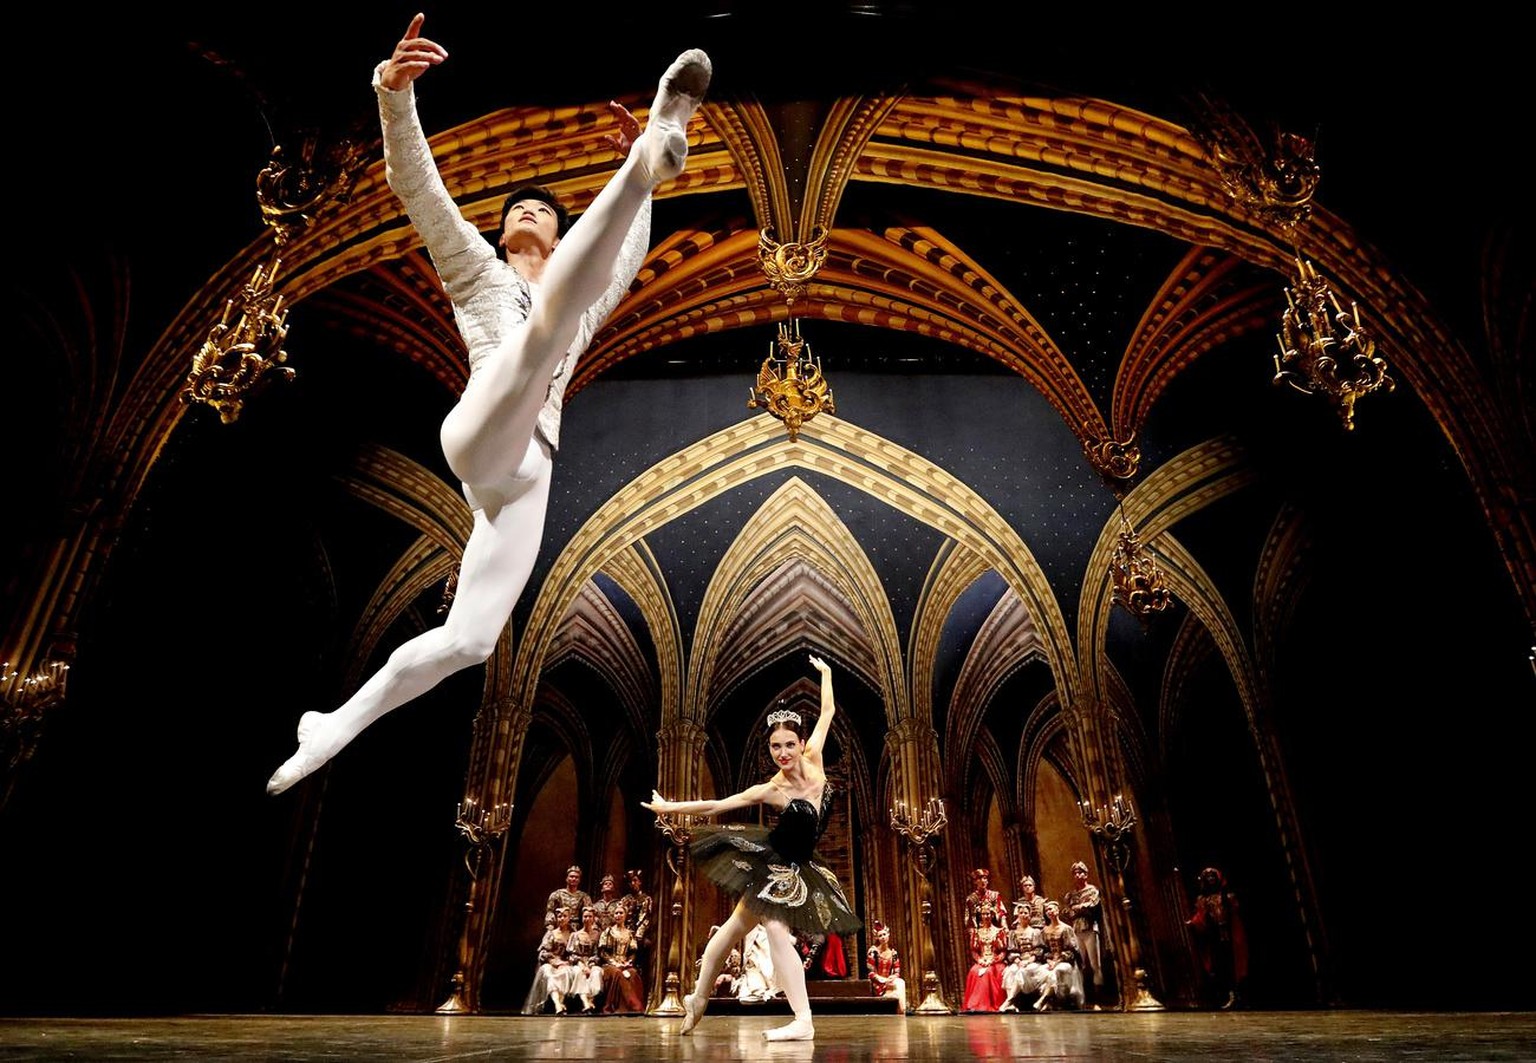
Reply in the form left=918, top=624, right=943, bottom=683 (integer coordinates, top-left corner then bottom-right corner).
left=999, top=902, right=1047, bottom=1012
left=866, top=919, right=907, bottom=1014
left=697, top=924, right=743, bottom=998
left=523, top=905, right=577, bottom=1014
left=567, top=906, right=605, bottom=1012
left=962, top=905, right=1008, bottom=1012
left=599, top=900, right=646, bottom=1014
left=1033, top=900, right=1085, bottom=1011
left=736, top=922, right=781, bottom=1003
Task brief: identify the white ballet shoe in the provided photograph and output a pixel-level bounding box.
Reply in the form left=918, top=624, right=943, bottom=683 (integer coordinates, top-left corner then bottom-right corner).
left=679, top=992, right=705, bottom=1035
left=265, top=711, right=328, bottom=795
left=640, top=48, right=711, bottom=183
left=763, top=1016, right=815, bottom=1042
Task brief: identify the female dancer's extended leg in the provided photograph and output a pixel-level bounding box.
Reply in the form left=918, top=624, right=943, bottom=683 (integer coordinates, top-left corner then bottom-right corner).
left=680, top=899, right=754, bottom=1035
left=762, top=919, right=815, bottom=1041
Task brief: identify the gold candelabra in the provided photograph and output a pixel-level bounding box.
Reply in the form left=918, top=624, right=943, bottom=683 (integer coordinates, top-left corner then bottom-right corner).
left=1194, top=95, right=1391, bottom=430
left=747, top=320, right=836, bottom=442
left=181, top=256, right=294, bottom=424
left=1274, top=257, right=1394, bottom=430
left=747, top=224, right=835, bottom=441
left=1078, top=794, right=1137, bottom=872
left=183, top=135, right=362, bottom=424
left=889, top=797, right=951, bottom=1014
left=651, top=812, right=701, bottom=1016
left=2, top=658, right=71, bottom=782
left=436, top=797, right=512, bottom=1014
left=1111, top=515, right=1174, bottom=618
left=1078, top=794, right=1163, bottom=1011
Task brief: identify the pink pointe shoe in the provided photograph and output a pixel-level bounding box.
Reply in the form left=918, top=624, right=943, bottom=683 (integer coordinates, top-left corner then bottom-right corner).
left=265, top=711, right=329, bottom=795
left=641, top=49, right=711, bottom=184
left=763, top=1016, right=815, bottom=1042
left=679, top=992, right=706, bottom=1035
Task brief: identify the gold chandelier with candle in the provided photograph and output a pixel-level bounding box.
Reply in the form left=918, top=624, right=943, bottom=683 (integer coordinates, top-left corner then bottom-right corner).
left=748, top=319, right=836, bottom=442
left=1195, top=95, right=1392, bottom=429
left=182, top=135, right=363, bottom=423
left=1110, top=515, right=1173, bottom=618
left=180, top=256, right=294, bottom=424
left=3, top=658, right=71, bottom=780
left=747, top=227, right=836, bottom=440
left=1273, top=257, right=1394, bottom=430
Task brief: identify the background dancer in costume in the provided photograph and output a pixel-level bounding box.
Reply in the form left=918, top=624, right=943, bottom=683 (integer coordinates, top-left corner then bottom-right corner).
left=268, top=14, right=711, bottom=793
left=642, top=654, right=860, bottom=1042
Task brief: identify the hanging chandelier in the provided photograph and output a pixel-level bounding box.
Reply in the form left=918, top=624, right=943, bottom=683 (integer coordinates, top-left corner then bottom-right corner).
left=1110, top=517, right=1173, bottom=618
left=748, top=227, right=836, bottom=440
left=1195, top=96, right=1392, bottom=429
left=747, top=320, right=836, bottom=442
left=182, top=135, right=363, bottom=423
left=1274, top=257, right=1394, bottom=430
left=180, top=256, right=294, bottom=424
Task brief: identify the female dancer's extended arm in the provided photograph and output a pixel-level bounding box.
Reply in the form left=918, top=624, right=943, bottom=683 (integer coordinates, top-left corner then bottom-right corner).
left=642, top=783, right=775, bottom=817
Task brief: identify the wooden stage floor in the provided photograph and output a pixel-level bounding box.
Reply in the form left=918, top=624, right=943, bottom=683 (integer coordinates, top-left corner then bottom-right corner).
left=2, top=1010, right=1532, bottom=1061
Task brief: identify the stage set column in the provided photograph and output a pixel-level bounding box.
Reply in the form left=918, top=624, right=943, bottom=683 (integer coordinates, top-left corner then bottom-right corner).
left=885, top=717, right=952, bottom=1014
left=1061, top=695, right=1163, bottom=1011
left=649, top=716, right=708, bottom=1015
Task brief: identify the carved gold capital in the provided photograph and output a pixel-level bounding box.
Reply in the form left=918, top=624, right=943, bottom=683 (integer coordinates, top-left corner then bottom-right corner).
left=758, top=226, right=828, bottom=306
left=1083, top=431, right=1141, bottom=481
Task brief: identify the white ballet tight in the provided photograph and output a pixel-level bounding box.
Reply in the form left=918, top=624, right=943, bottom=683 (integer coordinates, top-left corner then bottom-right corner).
left=688, top=900, right=814, bottom=1039
left=267, top=51, right=708, bottom=795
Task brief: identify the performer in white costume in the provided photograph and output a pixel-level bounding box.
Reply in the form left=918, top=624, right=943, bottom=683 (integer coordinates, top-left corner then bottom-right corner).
left=268, top=14, right=710, bottom=794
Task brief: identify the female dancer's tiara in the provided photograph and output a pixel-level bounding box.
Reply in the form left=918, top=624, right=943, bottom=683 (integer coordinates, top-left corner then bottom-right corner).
left=766, top=708, right=802, bottom=728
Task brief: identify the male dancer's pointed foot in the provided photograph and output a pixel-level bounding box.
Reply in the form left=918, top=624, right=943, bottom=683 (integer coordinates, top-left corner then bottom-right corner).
left=679, top=992, right=705, bottom=1035
left=763, top=1016, right=815, bottom=1041
left=641, top=48, right=711, bottom=183
left=266, top=710, right=329, bottom=795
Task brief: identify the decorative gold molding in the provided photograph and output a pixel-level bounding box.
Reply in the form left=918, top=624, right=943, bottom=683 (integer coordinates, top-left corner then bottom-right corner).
left=757, top=226, right=829, bottom=306
left=1192, top=94, right=1319, bottom=233
left=1084, top=430, right=1142, bottom=481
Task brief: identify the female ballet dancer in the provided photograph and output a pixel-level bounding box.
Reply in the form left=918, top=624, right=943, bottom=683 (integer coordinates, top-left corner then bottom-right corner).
left=267, top=14, right=710, bottom=793
left=642, top=654, right=861, bottom=1041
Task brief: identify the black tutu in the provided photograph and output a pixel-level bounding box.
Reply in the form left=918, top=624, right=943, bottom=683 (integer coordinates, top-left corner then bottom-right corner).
left=689, top=788, right=861, bottom=936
